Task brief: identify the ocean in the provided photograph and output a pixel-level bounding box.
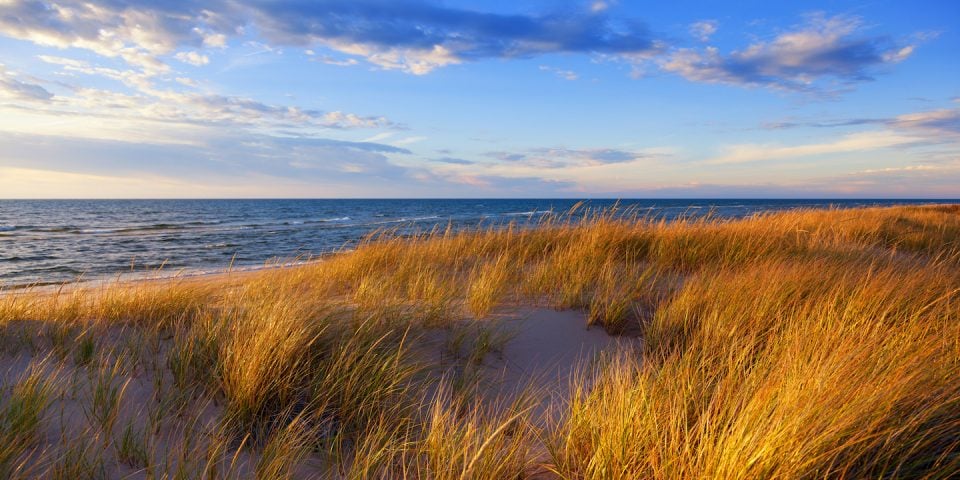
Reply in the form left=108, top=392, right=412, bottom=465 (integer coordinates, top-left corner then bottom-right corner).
left=0, top=199, right=953, bottom=288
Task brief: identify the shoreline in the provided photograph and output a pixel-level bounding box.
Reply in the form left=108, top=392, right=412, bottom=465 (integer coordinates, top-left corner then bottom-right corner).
left=0, top=254, right=336, bottom=294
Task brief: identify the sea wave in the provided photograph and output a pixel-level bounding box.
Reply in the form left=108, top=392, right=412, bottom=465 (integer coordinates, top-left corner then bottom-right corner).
left=368, top=215, right=441, bottom=225
left=504, top=210, right=553, bottom=216
left=34, top=226, right=79, bottom=233
left=236, top=217, right=353, bottom=228
left=203, top=242, right=236, bottom=249
left=25, top=217, right=357, bottom=237
left=2, top=255, right=52, bottom=262
left=306, top=216, right=351, bottom=223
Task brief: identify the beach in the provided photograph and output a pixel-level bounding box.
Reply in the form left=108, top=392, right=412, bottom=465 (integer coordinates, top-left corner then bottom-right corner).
left=0, top=204, right=958, bottom=478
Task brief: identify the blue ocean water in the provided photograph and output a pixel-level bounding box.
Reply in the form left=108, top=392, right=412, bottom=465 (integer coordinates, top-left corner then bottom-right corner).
left=0, top=199, right=953, bottom=287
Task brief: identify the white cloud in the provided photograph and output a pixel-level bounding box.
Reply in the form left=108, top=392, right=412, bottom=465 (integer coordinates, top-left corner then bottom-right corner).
left=362, top=132, right=396, bottom=143
left=890, top=108, right=960, bottom=136
left=175, top=51, right=210, bottom=66
left=539, top=65, right=579, bottom=80
left=0, top=80, right=398, bottom=149
left=175, top=77, right=199, bottom=87
left=480, top=147, right=658, bottom=170
left=707, top=130, right=923, bottom=165
left=0, top=1, right=183, bottom=74
left=329, top=43, right=461, bottom=75
left=38, top=55, right=154, bottom=91
left=883, top=45, right=915, bottom=63
left=591, top=1, right=612, bottom=13
left=316, top=56, right=360, bottom=67
left=689, top=20, right=718, bottom=42
left=394, top=136, right=428, bottom=145
left=201, top=32, right=228, bottom=49
left=853, top=165, right=942, bottom=175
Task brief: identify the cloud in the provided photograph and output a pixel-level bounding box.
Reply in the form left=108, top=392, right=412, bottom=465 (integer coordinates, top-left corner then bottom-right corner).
left=264, top=136, right=411, bottom=154
left=38, top=54, right=150, bottom=88
left=590, top=1, right=613, bottom=13
left=394, top=136, right=427, bottom=145
left=606, top=176, right=960, bottom=198
left=148, top=90, right=392, bottom=129
left=174, top=51, right=210, bottom=66
left=707, top=106, right=960, bottom=167
left=707, top=130, right=924, bottom=165
left=0, top=65, right=53, bottom=101
left=661, top=13, right=914, bottom=92
left=0, top=129, right=593, bottom=197
left=761, top=118, right=883, bottom=129
left=0, top=0, right=657, bottom=76
left=0, top=0, right=196, bottom=74
left=0, top=129, right=412, bottom=184
left=11, top=56, right=401, bottom=136
left=890, top=108, right=960, bottom=136
left=202, top=32, right=227, bottom=48
left=247, top=1, right=656, bottom=74
left=0, top=1, right=919, bottom=92
left=431, top=156, right=475, bottom=165
left=440, top=173, right=578, bottom=194
left=539, top=65, right=579, bottom=80
left=313, top=55, right=360, bottom=67
left=762, top=107, right=960, bottom=137
left=851, top=164, right=942, bottom=175
left=689, top=20, right=718, bottom=42
left=175, top=77, right=199, bottom=87
left=818, top=161, right=960, bottom=197
left=486, top=147, right=650, bottom=168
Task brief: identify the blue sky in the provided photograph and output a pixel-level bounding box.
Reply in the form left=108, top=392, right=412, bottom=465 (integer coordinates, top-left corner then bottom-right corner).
left=0, top=0, right=957, bottom=198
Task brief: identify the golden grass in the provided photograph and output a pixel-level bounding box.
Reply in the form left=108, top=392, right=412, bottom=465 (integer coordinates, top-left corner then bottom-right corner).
left=0, top=203, right=957, bottom=478
left=550, top=258, right=960, bottom=478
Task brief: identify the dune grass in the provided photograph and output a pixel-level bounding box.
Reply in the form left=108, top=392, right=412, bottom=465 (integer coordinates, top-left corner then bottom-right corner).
left=0, top=204, right=957, bottom=478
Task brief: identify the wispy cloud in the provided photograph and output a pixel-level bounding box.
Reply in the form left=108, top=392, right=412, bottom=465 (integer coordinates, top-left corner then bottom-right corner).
left=890, top=108, right=960, bottom=136
left=431, top=157, right=476, bottom=165
left=539, top=65, right=579, bottom=81
left=707, top=106, right=960, bottom=166
left=762, top=107, right=960, bottom=137
left=16, top=55, right=400, bottom=137
left=394, top=136, right=428, bottom=145
left=0, top=65, right=53, bottom=101
left=707, top=130, right=923, bottom=165
left=485, top=147, right=651, bottom=168
left=689, top=20, right=718, bottom=42
left=590, top=1, right=614, bottom=13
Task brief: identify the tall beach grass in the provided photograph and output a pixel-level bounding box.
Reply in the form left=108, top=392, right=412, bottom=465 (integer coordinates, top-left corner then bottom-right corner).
left=0, top=204, right=956, bottom=478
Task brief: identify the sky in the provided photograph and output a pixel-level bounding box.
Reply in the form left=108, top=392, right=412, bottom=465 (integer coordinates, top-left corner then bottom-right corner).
left=0, top=0, right=958, bottom=198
